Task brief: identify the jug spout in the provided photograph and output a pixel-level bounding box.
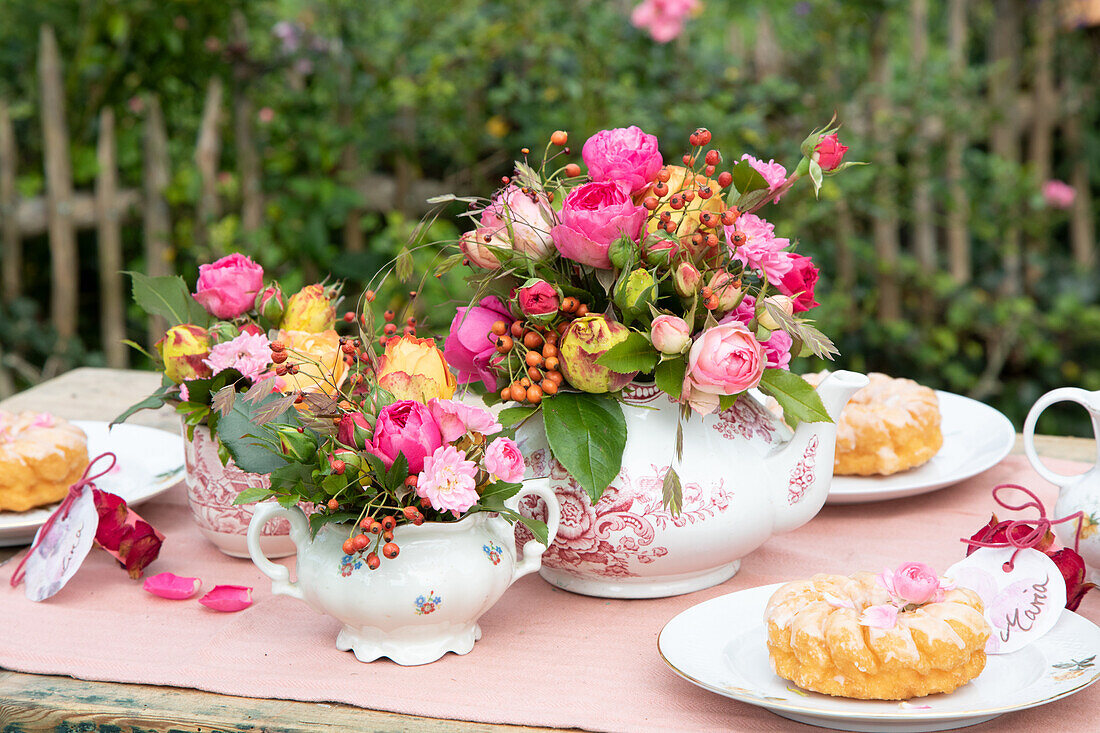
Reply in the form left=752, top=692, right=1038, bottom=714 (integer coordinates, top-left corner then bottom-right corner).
left=770, top=370, right=869, bottom=534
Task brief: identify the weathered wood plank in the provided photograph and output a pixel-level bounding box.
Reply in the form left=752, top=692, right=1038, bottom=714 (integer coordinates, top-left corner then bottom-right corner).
left=1027, top=5, right=1057, bottom=290
left=868, top=12, right=901, bottom=321
left=38, top=25, right=78, bottom=341
left=143, top=95, right=172, bottom=348
left=0, top=98, right=19, bottom=302
left=194, top=76, right=224, bottom=249
left=1065, top=111, right=1096, bottom=269
left=909, top=0, right=936, bottom=273
left=95, top=108, right=128, bottom=368
left=945, top=0, right=971, bottom=284
left=989, top=0, right=1023, bottom=295
left=14, top=189, right=141, bottom=236
left=232, top=12, right=263, bottom=235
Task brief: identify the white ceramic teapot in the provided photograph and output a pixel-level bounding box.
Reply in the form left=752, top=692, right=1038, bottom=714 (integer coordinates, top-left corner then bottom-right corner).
left=516, top=370, right=869, bottom=598
left=1024, top=387, right=1100, bottom=582
left=247, top=482, right=560, bottom=666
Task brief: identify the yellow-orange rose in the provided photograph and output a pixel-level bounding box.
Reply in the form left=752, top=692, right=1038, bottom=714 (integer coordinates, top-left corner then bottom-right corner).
left=640, top=165, right=725, bottom=251
left=275, top=329, right=347, bottom=395
left=281, top=284, right=337, bottom=333
left=376, top=335, right=457, bottom=403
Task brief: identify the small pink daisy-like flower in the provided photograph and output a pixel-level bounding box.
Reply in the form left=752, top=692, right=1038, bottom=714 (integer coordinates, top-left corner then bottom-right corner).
left=740, top=154, right=788, bottom=204
left=417, top=445, right=480, bottom=514
left=203, top=332, right=272, bottom=383
left=726, top=214, right=794, bottom=284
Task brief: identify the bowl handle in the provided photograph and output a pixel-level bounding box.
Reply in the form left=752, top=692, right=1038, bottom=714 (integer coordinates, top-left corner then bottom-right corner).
left=247, top=502, right=307, bottom=601
left=504, top=477, right=561, bottom=584
left=1023, top=387, right=1100, bottom=486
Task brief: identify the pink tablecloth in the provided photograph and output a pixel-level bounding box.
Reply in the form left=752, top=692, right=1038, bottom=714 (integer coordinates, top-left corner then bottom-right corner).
left=2, top=455, right=1098, bottom=732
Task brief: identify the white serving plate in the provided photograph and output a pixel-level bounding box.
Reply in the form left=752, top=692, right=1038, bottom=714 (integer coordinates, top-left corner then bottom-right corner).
left=826, top=391, right=1016, bottom=505
left=658, top=583, right=1100, bottom=732
left=0, top=421, right=184, bottom=547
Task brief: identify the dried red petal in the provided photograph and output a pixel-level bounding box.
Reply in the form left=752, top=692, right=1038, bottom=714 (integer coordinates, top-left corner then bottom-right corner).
left=1049, top=548, right=1096, bottom=612
left=91, top=488, right=164, bottom=578
left=966, top=514, right=1054, bottom=555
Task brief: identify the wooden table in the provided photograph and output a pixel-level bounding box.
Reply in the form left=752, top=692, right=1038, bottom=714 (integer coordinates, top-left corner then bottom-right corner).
left=0, top=368, right=1094, bottom=732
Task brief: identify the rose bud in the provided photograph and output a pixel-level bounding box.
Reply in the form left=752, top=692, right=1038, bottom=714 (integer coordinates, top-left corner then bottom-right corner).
left=156, top=324, right=213, bottom=383
left=477, top=185, right=555, bottom=260
left=814, top=132, right=849, bottom=171
left=614, top=268, right=657, bottom=317
left=516, top=279, right=560, bottom=324
left=336, top=412, right=374, bottom=450
left=1048, top=548, right=1096, bottom=611
left=643, top=235, right=679, bottom=268
left=281, top=283, right=337, bottom=332
left=558, top=315, right=639, bottom=393
left=255, top=283, right=286, bottom=326
left=674, top=261, right=702, bottom=297
left=650, top=315, right=691, bottom=355
left=276, top=424, right=319, bottom=463
left=757, top=294, right=794, bottom=330
left=459, top=228, right=507, bottom=269
left=708, top=271, right=742, bottom=312
left=608, top=234, right=635, bottom=271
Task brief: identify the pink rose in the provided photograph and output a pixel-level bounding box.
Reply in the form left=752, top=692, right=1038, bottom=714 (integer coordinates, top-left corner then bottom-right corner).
left=417, top=445, right=480, bottom=514
left=444, top=297, right=514, bottom=391
left=726, top=214, right=794, bottom=284
left=650, top=315, right=690, bottom=354
left=479, top=185, right=555, bottom=259
left=880, top=562, right=946, bottom=606
left=484, top=437, right=525, bottom=484
left=428, top=398, right=502, bottom=442
left=581, top=126, right=664, bottom=194
left=551, top=181, right=647, bottom=269
left=336, top=412, right=372, bottom=450
left=775, top=253, right=819, bottom=313
left=459, top=229, right=508, bottom=269
left=814, top=133, right=849, bottom=171
left=763, top=329, right=792, bottom=370
left=719, top=293, right=756, bottom=326
left=192, top=253, right=264, bottom=319
left=741, top=154, right=788, bottom=204
left=630, top=0, right=700, bottom=44
left=365, top=400, right=443, bottom=475
left=517, top=279, right=560, bottom=320
left=683, top=323, right=766, bottom=414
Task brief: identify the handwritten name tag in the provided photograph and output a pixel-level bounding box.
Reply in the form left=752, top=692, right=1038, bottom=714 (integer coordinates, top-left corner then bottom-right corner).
left=946, top=547, right=1065, bottom=654
left=21, top=487, right=98, bottom=602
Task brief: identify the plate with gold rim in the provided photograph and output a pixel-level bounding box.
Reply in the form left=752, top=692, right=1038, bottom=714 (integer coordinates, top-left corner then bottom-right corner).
left=0, top=421, right=184, bottom=547
left=657, top=583, right=1100, bottom=732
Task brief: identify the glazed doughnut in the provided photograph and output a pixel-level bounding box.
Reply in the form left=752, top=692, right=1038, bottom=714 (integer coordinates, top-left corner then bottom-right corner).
left=765, top=572, right=990, bottom=700
left=0, top=411, right=89, bottom=512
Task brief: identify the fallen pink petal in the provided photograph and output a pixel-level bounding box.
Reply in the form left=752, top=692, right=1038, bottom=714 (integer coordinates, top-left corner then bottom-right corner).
left=199, top=585, right=253, bottom=612
left=143, top=572, right=202, bottom=600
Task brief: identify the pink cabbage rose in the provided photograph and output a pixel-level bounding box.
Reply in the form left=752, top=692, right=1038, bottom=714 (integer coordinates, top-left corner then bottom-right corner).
left=479, top=185, right=555, bottom=259
left=484, top=437, right=525, bottom=484
left=814, top=133, right=849, bottom=171
left=650, top=315, right=691, bottom=354
left=726, top=214, right=794, bottom=284
left=365, top=400, right=443, bottom=475
left=444, top=296, right=514, bottom=391
left=417, top=445, right=480, bottom=514
left=879, top=562, right=950, bottom=605
left=428, top=398, right=502, bottom=442
left=775, top=253, right=820, bottom=313
left=551, top=181, right=647, bottom=269
left=192, top=253, right=264, bottom=319
left=517, top=279, right=560, bottom=320
left=582, top=126, right=664, bottom=194
left=683, top=323, right=766, bottom=415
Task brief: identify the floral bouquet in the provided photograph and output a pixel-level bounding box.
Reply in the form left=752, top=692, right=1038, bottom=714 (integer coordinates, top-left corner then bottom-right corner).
left=117, top=253, right=356, bottom=468
left=227, top=333, right=548, bottom=566
left=424, top=123, right=857, bottom=509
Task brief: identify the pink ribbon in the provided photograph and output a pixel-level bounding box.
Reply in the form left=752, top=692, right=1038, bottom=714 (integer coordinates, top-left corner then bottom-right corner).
left=961, top=483, right=1083, bottom=572
left=9, top=452, right=117, bottom=587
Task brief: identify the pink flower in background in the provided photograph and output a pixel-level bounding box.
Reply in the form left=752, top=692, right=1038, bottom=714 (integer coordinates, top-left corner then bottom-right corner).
left=631, top=0, right=700, bottom=43
left=726, top=214, right=794, bottom=283
left=551, top=181, right=647, bottom=269
left=683, top=323, right=766, bottom=415
left=484, top=437, right=525, bottom=483
left=366, top=400, right=443, bottom=474
left=763, top=329, right=793, bottom=370
left=775, top=253, right=820, bottom=313
left=192, top=253, right=264, bottom=319
left=417, top=445, right=480, bottom=514
left=741, top=154, right=788, bottom=204
left=444, top=296, right=514, bottom=391
left=582, top=126, right=664, bottom=194
left=203, top=332, right=272, bottom=382
left=814, top=133, right=849, bottom=171
left=428, top=398, right=502, bottom=442
left=258, top=107, right=275, bottom=124
left=859, top=604, right=899, bottom=629
left=1042, top=180, right=1076, bottom=210
left=879, top=562, right=952, bottom=605
left=479, top=185, right=556, bottom=259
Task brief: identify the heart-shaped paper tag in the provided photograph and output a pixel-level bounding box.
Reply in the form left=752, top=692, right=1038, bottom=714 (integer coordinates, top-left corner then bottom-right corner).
left=946, top=546, right=1065, bottom=654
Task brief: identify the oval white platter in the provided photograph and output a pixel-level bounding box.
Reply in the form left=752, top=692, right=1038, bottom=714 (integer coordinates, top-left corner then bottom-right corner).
left=0, top=421, right=184, bottom=547
left=658, top=583, right=1100, bottom=732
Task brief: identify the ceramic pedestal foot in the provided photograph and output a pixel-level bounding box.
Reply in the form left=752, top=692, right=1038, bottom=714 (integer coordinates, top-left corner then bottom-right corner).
left=197, top=526, right=296, bottom=559
left=540, top=560, right=741, bottom=599
left=335, top=623, right=482, bottom=666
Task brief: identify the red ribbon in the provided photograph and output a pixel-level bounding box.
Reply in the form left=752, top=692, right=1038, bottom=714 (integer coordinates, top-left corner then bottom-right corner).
left=9, top=452, right=117, bottom=587
left=961, top=483, right=1084, bottom=572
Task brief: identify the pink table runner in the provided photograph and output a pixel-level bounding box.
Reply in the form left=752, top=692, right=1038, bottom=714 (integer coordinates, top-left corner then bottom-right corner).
left=3, top=455, right=1098, bottom=732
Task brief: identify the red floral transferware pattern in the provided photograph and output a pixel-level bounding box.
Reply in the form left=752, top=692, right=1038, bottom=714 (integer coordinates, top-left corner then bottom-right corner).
left=786, top=435, right=819, bottom=506
left=712, top=398, right=776, bottom=444
left=517, top=448, right=733, bottom=577
left=183, top=427, right=289, bottom=536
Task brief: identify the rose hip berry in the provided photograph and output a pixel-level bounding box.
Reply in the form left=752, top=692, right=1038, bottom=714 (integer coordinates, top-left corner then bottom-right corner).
left=382, top=542, right=400, bottom=559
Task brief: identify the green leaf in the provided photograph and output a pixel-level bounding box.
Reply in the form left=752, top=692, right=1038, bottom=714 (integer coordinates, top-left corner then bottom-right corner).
left=808, top=160, right=824, bottom=197
left=217, top=392, right=297, bottom=474
left=276, top=493, right=301, bottom=509
left=759, top=370, right=832, bottom=425
left=120, top=338, right=157, bottom=361
left=654, top=357, right=686, bottom=401
left=386, top=452, right=409, bottom=492
left=516, top=514, right=549, bottom=546
left=321, top=473, right=347, bottom=496
left=735, top=188, right=772, bottom=212
left=498, top=405, right=538, bottom=427
left=718, top=394, right=738, bottom=412
left=542, top=392, right=626, bottom=503
left=233, top=485, right=275, bottom=505
left=477, top=480, right=523, bottom=506
left=730, top=160, right=771, bottom=195
left=112, top=380, right=175, bottom=425
left=309, top=510, right=360, bottom=538
left=661, top=466, right=682, bottom=517
left=435, top=252, right=466, bottom=277
left=595, top=332, right=659, bottom=373
left=126, top=271, right=210, bottom=327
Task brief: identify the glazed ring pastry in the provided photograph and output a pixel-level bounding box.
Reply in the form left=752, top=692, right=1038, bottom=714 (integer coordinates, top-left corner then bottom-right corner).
left=804, top=371, right=943, bottom=476
left=764, top=572, right=990, bottom=700
left=0, top=411, right=89, bottom=512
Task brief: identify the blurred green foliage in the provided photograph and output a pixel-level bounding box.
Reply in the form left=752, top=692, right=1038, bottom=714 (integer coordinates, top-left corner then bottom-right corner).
left=0, top=0, right=1097, bottom=436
